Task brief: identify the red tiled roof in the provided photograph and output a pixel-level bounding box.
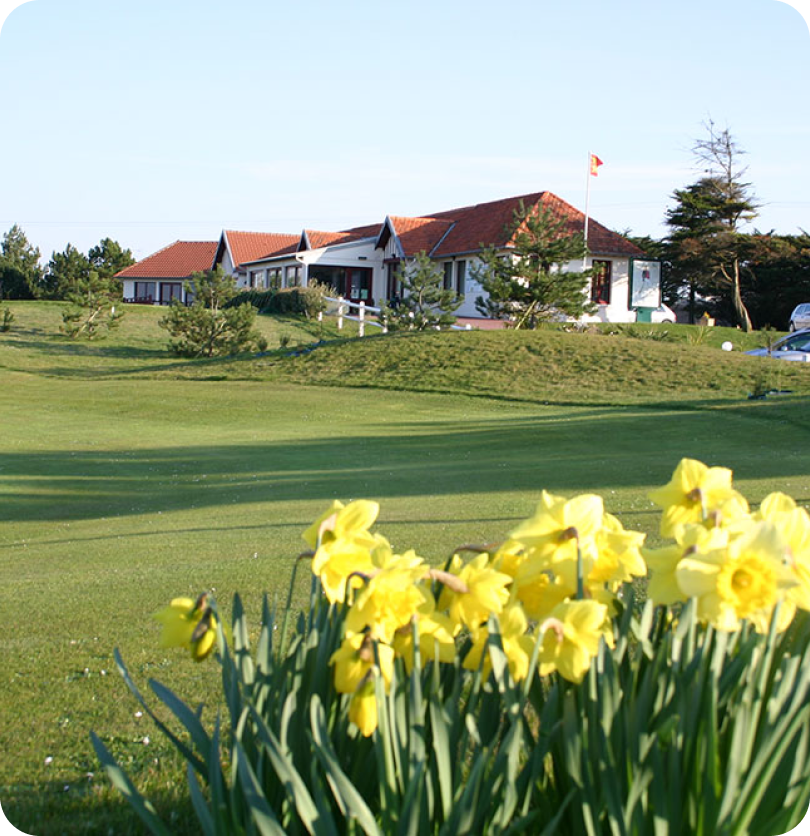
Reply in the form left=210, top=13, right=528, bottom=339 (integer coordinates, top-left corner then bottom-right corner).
left=304, top=230, right=355, bottom=249
left=224, top=230, right=300, bottom=268
left=303, top=224, right=382, bottom=251
left=425, top=192, right=642, bottom=258
left=125, top=192, right=639, bottom=279
left=387, top=216, right=454, bottom=257
left=115, top=241, right=218, bottom=279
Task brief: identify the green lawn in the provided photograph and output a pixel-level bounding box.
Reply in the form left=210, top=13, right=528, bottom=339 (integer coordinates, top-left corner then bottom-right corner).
left=2, top=301, right=810, bottom=834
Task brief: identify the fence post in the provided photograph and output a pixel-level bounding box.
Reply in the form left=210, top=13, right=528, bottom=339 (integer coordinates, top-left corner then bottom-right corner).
left=359, top=301, right=365, bottom=338
left=337, top=296, right=344, bottom=330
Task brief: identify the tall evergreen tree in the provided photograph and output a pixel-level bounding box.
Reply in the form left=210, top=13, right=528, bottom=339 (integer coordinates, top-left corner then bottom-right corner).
left=474, top=202, right=594, bottom=328
left=88, top=238, right=135, bottom=283
left=45, top=244, right=92, bottom=299
left=0, top=224, right=41, bottom=299
left=666, top=122, right=758, bottom=330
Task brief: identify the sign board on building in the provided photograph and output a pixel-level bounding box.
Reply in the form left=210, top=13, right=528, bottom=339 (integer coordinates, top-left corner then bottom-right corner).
left=630, top=259, right=662, bottom=309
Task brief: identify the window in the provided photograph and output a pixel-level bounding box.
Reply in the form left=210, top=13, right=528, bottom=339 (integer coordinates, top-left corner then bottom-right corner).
left=308, top=265, right=373, bottom=302
left=268, top=268, right=282, bottom=290
left=591, top=260, right=612, bottom=304
left=134, top=281, right=156, bottom=302
left=160, top=282, right=183, bottom=304
left=387, top=262, right=402, bottom=301
left=285, top=265, right=302, bottom=287
left=456, top=260, right=466, bottom=296
left=443, top=262, right=453, bottom=291
left=249, top=270, right=265, bottom=289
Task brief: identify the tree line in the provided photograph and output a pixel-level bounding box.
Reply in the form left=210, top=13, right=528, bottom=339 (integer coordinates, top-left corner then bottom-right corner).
left=0, top=226, right=134, bottom=301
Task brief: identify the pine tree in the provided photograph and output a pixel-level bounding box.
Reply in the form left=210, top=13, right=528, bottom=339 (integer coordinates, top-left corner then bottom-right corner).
left=474, top=202, right=594, bottom=328
left=88, top=238, right=135, bottom=283
left=0, top=224, right=42, bottom=299
left=45, top=244, right=92, bottom=299
left=60, top=271, right=124, bottom=339
left=666, top=121, right=758, bottom=331
left=159, top=266, right=267, bottom=357
left=379, top=251, right=461, bottom=331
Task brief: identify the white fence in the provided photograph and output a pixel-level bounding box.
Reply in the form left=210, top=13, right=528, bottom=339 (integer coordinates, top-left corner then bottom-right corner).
left=320, top=296, right=472, bottom=337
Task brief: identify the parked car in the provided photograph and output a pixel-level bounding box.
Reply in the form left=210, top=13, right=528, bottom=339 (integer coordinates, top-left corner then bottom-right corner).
left=745, top=329, right=810, bottom=361
left=788, top=303, right=810, bottom=331
left=649, top=303, right=676, bottom=324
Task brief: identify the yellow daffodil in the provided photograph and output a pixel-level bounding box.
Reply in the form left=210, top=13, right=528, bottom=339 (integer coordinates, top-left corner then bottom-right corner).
left=311, top=539, right=380, bottom=604
left=154, top=593, right=221, bottom=662
left=509, top=491, right=605, bottom=594
left=537, top=599, right=612, bottom=684
left=491, top=539, right=526, bottom=579
left=306, top=500, right=385, bottom=604
left=643, top=524, right=730, bottom=606
left=675, top=520, right=796, bottom=632
left=589, top=512, right=647, bottom=588
left=649, top=458, right=747, bottom=537
left=302, top=499, right=380, bottom=550
left=349, top=678, right=378, bottom=737
left=438, top=553, right=512, bottom=630
left=329, top=632, right=394, bottom=694
left=345, top=550, right=428, bottom=643
left=511, top=491, right=603, bottom=557
left=512, top=559, right=573, bottom=621
left=463, top=603, right=535, bottom=682
left=392, top=611, right=458, bottom=673
left=756, top=492, right=810, bottom=612
left=331, top=633, right=394, bottom=737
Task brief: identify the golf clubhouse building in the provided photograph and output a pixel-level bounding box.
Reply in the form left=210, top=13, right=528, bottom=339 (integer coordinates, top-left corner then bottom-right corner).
left=116, top=191, right=663, bottom=323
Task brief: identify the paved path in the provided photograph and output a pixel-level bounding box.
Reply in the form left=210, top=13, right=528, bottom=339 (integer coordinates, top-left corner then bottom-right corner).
left=456, top=317, right=508, bottom=330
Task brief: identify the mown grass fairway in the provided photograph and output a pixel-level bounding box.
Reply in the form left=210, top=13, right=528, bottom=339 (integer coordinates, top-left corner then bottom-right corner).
left=2, top=301, right=810, bottom=833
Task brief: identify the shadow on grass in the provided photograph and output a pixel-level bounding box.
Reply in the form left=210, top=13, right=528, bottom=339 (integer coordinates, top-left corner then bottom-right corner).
left=4, top=337, right=170, bottom=360
left=3, top=779, right=197, bottom=836
left=3, top=400, right=810, bottom=524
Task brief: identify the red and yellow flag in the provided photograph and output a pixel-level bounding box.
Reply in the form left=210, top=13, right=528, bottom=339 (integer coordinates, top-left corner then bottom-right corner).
left=589, top=154, right=603, bottom=176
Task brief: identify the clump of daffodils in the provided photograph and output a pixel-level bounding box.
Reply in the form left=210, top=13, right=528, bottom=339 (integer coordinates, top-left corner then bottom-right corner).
left=310, top=494, right=646, bottom=736
left=153, top=459, right=810, bottom=739
left=644, top=458, right=809, bottom=633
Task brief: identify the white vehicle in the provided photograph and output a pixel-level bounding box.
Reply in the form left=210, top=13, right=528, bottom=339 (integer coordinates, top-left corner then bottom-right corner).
left=788, top=303, right=810, bottom=332
left=745, top=329, right=810, bottom=362
left=649, top=303, right=676, bottom=324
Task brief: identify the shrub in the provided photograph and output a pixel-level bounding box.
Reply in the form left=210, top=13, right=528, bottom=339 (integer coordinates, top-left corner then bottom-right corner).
left=92, top=459, right=810, bottom=835
left=160, top=268, right=266, bottom=358
left=226, top=288, right=276, bottom=312
left=230, top=283, right=327, bottom=319
left=60, top=270, right=124, bottom=339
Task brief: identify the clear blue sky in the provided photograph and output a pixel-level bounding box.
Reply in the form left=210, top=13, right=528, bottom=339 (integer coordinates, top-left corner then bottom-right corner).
left=0, top=0, right=808, bottom=263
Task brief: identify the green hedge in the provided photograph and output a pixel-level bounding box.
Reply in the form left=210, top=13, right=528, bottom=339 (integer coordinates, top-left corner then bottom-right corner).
left=228, top=285, right=326, bottom=318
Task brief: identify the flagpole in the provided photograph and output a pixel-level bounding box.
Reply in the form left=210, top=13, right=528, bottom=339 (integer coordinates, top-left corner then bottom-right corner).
left=584, top=152, right=592, bottom=265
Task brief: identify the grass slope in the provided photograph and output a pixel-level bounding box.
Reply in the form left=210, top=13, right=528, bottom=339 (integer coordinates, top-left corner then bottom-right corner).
left=253, top=327, right=810, bottom=404
left=1, top=301, right=809, bottom=834
left=3, top=301, right=807, bottom=406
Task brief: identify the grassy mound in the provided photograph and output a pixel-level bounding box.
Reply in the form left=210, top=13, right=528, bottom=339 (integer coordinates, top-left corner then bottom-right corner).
left=254, top=328, right=810, bottom=405
left=3, top=300, right=805, bottom=406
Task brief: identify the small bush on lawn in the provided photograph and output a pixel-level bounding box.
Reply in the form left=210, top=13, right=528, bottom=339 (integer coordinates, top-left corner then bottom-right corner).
left=93, top=458, right=810, bottom=835
left=160, top=268, right=267, bottom=357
